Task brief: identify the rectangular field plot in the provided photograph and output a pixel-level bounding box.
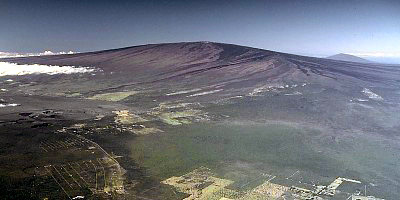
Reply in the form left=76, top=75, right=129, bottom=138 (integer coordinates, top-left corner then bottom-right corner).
left=44, top=165, right=86, bottom=199
left=39, top=137, right=92, bottom=152
left=42, top=158, right=124, bottom=198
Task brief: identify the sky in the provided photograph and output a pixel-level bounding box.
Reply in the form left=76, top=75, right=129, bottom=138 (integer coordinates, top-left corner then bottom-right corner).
left=0, top=0, right=399, bottom=63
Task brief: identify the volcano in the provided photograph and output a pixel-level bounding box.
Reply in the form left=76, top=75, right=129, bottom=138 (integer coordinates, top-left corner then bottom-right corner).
left=0, top=42, right=399, bottom=199
left=326, top=53, right=373, bottom=63
left=1, top=42, right=398, bottom=100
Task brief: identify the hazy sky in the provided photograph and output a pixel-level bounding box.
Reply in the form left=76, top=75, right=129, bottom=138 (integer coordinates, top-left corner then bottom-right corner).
left=0, top=0, right=399, bottom=62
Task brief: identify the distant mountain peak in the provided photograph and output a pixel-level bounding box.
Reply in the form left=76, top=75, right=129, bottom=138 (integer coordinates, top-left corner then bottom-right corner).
left=326, top=53, right=372, bottom=63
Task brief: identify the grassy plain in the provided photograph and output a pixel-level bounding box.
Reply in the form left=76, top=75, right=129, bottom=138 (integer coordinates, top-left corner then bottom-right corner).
left=128, top=123, right=332, bottom=179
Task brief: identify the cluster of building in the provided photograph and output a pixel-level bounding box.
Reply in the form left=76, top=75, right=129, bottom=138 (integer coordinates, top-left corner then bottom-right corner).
left=162, top=167, right=385, bottom=200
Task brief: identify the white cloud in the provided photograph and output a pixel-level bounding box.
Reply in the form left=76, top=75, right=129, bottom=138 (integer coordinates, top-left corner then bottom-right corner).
left=0, top=103, right=20, bottom=108
left=0, top=50, right=77, bottom=58
left=0, top=62, right=97, bottom=76
left=42, top=50, right=55, bottom=55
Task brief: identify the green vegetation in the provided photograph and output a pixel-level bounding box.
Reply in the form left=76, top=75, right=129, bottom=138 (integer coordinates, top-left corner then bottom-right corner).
left=66, top=92, right=81, bottom=97
left=128, top=122, right=333, bottom=180
left=134, top=127, right=163, bottom=135
left=159, top=110, right=203, bottom=125
left=88, top=91, right=138, bottom=101
left=113, top=110, right=148, bottom=124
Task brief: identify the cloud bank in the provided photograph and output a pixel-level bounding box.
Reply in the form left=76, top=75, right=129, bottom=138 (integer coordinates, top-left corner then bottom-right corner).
left=0, top=62, right=97, bottom=76
left=0, top=51, right=76, bottom=58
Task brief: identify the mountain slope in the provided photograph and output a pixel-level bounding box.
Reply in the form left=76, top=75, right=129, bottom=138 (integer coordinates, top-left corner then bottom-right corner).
left=1, top=42, right=398, bottom=98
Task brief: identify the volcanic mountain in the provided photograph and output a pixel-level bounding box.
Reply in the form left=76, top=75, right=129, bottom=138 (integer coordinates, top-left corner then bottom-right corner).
left=2, top=41, right=399, bottom=135
left=326, top=53, right=372, bottom=63
left=0, top=42, right=400, bottom=199
left=1, top=42, right=398, bottom=101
